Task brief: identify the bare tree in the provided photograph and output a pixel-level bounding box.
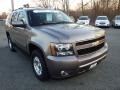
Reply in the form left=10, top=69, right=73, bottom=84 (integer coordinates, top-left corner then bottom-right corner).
left=58, top=0, right=69, bottom=14
left=118, top=0, right=120, bottom=12
left=76, top=0, right=90, bottom=15
left=0, top=12, right=7, bottom=19
left=34, top=0, right=70, bottom=14
left=33, top=0, right=51, bottom=8
left=81, top=0, right=84, bottom=15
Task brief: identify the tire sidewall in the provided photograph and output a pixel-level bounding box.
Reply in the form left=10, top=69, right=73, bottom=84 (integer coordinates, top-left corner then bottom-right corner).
left=8, top=37, right=14, bottom=51
left=31, top=50, right=48, bottom=81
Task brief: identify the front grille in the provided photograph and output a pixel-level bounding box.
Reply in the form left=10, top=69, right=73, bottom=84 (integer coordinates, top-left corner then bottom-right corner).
left=77, top=43, right=104, bottom=55
left=100, top=23, right=105, bottom=24
left=76, top=36, right=105, bottom=46
left=76, top=36, right=105, bottom=55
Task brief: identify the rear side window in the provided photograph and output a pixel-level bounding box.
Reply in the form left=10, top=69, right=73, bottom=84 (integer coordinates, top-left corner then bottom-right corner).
left=17, top=11, right=26, bottom=23
left=11, top=12, right=18, bottom=24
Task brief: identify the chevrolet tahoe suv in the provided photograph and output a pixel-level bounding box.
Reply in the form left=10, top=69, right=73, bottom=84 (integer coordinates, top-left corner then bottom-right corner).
left=5, top=8, right=108, bottom=81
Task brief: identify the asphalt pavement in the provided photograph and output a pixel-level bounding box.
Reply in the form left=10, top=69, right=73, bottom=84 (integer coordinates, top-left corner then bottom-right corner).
left=0, top=21, right=120, bottom=90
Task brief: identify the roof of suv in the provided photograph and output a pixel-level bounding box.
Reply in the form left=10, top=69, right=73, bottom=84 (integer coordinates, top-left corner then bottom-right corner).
left=14, top=7, right=56, bottom=11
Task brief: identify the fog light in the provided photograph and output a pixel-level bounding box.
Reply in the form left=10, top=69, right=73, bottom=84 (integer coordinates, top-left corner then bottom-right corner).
left=61, top=71, right=69, bottom=76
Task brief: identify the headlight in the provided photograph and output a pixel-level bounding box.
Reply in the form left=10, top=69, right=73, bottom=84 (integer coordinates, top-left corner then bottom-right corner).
left=95, top=30, right=105, bottom=37
left=95, top=22, right=99, bottom=25
left=50, top=43, right=74, bottom=56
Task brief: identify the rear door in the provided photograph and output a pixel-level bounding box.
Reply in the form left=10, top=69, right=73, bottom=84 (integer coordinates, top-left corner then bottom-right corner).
left=11, top=11, right=29, bottom=50
left=15, top=11, right=29, bottom=50
left=10, top=11, right=19, bottom=43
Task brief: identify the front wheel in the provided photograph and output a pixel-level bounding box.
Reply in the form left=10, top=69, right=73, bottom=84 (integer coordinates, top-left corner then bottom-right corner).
left=31, top=50, right=49, bottom=81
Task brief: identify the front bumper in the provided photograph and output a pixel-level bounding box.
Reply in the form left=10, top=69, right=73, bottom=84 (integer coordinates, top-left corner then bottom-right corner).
left=79, top=22, right=89, bottom=25
left=46, top=43, right=108, bottom=78
left=96, top=24, right=110, bottom=27
left=115, top=23, right=120, bottom=27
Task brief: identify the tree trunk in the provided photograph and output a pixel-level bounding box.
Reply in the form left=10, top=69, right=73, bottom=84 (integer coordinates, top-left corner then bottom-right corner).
left=81, top=0, right=84, bottom=15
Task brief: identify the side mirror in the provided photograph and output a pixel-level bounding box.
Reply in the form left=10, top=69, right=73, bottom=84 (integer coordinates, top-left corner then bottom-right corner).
left=12, top=19, right=27, bottom=28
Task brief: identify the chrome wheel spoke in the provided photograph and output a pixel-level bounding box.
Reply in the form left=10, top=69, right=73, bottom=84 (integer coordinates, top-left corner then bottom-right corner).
left=33, top=57, right=42, bottom=75
left=8, top=39, right=12, bottom=48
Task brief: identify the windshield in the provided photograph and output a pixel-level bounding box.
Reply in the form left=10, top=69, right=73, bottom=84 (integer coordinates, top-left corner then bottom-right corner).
left=79, top=16, right=89, bottom=20
left=27, top=10, right=73, bottom=26
left=116, top=16, right=120, bottom=20
left=97, top=16, right=108, bottom=20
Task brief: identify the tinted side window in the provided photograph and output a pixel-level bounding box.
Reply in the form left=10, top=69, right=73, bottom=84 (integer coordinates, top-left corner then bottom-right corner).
left=11, top=12, right=18, bottom=24
left=18, top=11, right=26, bottom=23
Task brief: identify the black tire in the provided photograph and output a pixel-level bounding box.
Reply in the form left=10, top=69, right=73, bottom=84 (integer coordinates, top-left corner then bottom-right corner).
left=114, top=26, right=117, bottom=28
left=31, top=50, right=49, bottom=81
left=7, top=36, right=15, bottom=51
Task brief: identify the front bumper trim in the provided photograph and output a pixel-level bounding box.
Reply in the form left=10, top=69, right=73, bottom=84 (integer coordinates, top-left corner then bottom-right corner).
left=79, top=54, right=107, bottom=68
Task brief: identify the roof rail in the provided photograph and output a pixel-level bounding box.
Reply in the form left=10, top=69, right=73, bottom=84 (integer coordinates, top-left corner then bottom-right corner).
left=18, top=7, right=24, bottom=9
left=13, top=7, right=55, bottom=11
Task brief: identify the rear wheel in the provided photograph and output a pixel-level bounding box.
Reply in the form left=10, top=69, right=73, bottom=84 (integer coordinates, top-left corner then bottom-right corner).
left=8, top=37, right=15, bottom=51
left=31, top=50, right=49, bottom=81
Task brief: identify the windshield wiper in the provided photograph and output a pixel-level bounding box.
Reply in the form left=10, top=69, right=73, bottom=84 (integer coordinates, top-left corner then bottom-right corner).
left=55, top=21, right=73, bottom=24
left=39, top=21, right=73, bottom=25
left=39, top=22, right=55, bottom=25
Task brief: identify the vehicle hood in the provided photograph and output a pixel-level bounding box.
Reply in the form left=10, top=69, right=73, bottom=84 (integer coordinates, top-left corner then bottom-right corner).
left=33, top=24, right=105, bottom=43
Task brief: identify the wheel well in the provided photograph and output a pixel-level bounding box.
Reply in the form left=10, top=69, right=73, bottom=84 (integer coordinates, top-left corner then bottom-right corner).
left=29, top=44, right=49, bottom=76
left=29, top=44, right=44, bottom=56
